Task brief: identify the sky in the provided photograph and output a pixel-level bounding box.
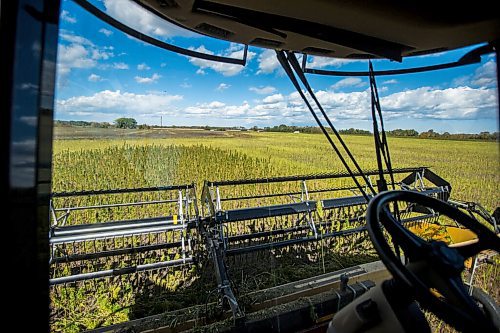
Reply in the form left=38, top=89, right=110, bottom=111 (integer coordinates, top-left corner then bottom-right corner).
left=55, top=0, right=499, bottom=133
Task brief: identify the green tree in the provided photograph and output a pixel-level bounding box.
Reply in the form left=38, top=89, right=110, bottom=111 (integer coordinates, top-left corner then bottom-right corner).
left=114, top=117, right=137, bottom=129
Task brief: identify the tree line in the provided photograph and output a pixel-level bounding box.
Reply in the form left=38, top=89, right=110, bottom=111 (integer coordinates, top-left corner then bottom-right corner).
left=259, top=125, right=498, bottom=141
left=55, top=118, right=151, bottom=130
left=54, top=120, right=499, bottom=141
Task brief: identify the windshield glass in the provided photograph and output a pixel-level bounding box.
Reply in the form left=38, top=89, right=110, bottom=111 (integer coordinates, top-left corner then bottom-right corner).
left=50, top=1, right=499, bottom=332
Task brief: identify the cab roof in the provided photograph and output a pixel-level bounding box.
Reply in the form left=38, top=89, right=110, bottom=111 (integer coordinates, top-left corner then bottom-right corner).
left=137, top=0, right=500, bottom=61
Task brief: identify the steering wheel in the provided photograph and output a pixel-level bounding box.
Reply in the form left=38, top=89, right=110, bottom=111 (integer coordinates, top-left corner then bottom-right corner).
left=366, top=190, right=500, bottom=332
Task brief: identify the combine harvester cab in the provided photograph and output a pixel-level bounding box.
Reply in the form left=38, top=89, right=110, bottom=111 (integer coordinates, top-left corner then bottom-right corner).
left=3, top=0, right=499, bottom=332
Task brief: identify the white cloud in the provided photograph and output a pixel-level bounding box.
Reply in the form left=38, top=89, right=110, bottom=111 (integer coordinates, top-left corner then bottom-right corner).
left=61, top=10, right=77, bottom=24
left=216, top=83, right=230, bottom=91
left=56, top=90, right=182, bottom=115
left=380, top=86, right=497, bottom=119
left=59, top=31, right=94, bottom=47
left=113, top=62, right=129, bottom=69
left=262, top=94, right=284, bottom=104
left=58, top=44, right=95, bottom=68
left=257, top=49, right=280, bottom=74
left=135, top=73, right=161, bottom=84
left=184, top=101, right=250, bottom=117
left=209, top=101, right=225, bottom=108
left=471, top=60, right=497, bottom=87
left=180, top=82, right=192, bottom=88
left=103, top=0, right=193, bottom=37
left=452, top=75, right=471, bottom=87
left=185, top=101, right=223, bottom=114
left=99, top=28, right=113, bottom=37
left=160, top=63, right=167, bottom=68
left=56, top=32, right=115, bottom=81
left=57, top=44, right=96, bottom=78
left=56, top=84, right=497, bottom=126
left=257, top=86, right=496, bottom=122
left=91, top=49, right=113, bottom=60
left=183, top=106, right=210, bottom=115
left=188, top=45, right=255, bottom=76
left=249, top=86, right=276, bottom=95
left=331, top=77, right=366, bottom=90
left=137, top=63, right=151, bottom=70
left=382, top=79, right=398, bottom=85
left=309, top=86, right=494, bottom=120
left=453, top=61, right=497, bottom=88
left=307, top=56, right=357, bottom=69
left=88, top=74, right=102, bottom=82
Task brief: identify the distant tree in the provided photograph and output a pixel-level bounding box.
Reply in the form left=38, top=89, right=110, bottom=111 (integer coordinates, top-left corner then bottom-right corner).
left=419, top=129, right=438, bottom=138
left=387, top=129, right=419, bottom=137
left=340, top=128, right=371, bottom=135
left=114, top=117, right=137, bottom=129
left=478, top=131, right=491, bottom=140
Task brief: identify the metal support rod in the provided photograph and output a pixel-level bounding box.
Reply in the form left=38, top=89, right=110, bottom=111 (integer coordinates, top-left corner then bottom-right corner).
left=50, top=223, right=190, bottom=244
left=49, top=257, right=193, bottom=285
left=53, top=199, right=178, bottom=212
left=207, top=167, right=424, bottom=187
left=220, top=182, right=399, bottom=202
left=226, top=213, right=438, bottom=256
left=52, top=184, right=195, bottom=197
left=468, top=256, right=479, bottom=295
left=215, top=186, right=222, bottom=211
left=50, top=200, right=58, bottom=227
left=284, top=52, right=376, bottom=199
left=51, top=217, right=195, bottom=236
left=50, top=240, right=184, bottom=264
left=301, top=180, right=318, bottom=238
left=178, top=189, right=185, bottom=226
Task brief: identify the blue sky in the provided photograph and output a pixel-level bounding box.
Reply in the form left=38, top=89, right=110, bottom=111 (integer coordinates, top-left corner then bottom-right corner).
left=55, top=0, right=499, bottom=133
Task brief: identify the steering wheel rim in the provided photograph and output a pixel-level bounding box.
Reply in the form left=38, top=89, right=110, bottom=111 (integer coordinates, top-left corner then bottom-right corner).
left=366, top=190, right=500, bottom=332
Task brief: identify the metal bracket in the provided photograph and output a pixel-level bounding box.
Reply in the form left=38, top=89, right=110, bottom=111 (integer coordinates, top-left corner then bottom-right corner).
left=302, top=180, right=318, bottom=238
left=201, top=223, right=244, bottom=320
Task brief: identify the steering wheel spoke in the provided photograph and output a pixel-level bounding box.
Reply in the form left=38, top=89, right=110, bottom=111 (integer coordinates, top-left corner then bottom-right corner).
left=407, top=260, right=467, bottom=307
left=380, top=205, right=427, bottom=260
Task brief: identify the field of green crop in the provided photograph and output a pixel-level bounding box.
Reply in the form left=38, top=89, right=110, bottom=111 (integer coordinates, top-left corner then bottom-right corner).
left=53, top=127, right=499, bottom=210
left=51, top=127, right=499, bottom=332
